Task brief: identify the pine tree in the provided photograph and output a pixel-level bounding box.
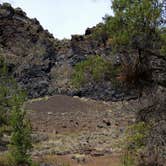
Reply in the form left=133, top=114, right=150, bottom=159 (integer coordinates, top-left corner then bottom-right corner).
left=105, top=0, right=165, bottom=54
left=103, top=0, right=165, bottom=84
left=0, top=57, right=12, bottom=141
left=0, top=56, right=32, bottom=165
left=9, top=90, right=32, bottom=166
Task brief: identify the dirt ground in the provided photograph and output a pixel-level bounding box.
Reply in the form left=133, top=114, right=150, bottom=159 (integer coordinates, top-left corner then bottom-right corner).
left=36, top=154, right=121, bottom=166
left=25, top=95, right=143, bottom=166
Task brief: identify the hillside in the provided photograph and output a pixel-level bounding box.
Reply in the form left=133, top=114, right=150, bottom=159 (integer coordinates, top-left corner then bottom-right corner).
left=0, top=3, right=141, bottom=101
left=0, top=2, right=166, bottom=166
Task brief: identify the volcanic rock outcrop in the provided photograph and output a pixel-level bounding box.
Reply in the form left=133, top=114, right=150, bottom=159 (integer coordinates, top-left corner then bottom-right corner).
left=0, top=3, right=166, bottom=101
left=0, top=3, right=114, bottom=99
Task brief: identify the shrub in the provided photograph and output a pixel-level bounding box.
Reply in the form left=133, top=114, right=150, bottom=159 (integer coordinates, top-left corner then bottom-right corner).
left=9, top=90, right=32, bottom=166
left=121, top=151, right=135, bottom=166
left=126, top=122, right=150, bottom=151
left=121, top=122, right=150, bottom=166
left=0, top=57, right=13, bottom=141
left=71, top=55, right=119, bottom=88
left=0, top=56, right=33, bottom=166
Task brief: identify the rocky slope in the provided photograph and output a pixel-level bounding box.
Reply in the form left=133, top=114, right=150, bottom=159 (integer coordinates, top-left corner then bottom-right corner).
left=0, top=3, right=166, bottom=100
left=0, top=3, right=58, bottom=98
left=0, top=3, right=138, bottom=101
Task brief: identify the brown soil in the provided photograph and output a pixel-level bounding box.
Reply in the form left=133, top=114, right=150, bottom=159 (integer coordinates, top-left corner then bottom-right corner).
left=26, top=95, right=110, bottom=133
left=25, top=95, right=141, bottom=166
left=36, top=154, right=121, bottom=166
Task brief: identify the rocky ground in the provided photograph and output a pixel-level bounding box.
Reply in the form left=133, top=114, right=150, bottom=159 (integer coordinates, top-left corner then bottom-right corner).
left=25, top=95, right=150, bottom=166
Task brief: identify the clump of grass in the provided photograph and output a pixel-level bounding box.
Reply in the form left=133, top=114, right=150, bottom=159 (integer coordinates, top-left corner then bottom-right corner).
left=40, top=155, right=70, bottom=166
left=27, top=96, right=49, bottom=104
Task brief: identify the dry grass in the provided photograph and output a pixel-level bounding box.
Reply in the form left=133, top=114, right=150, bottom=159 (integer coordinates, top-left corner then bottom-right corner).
left=0, top=154, right=8, bottom=166
left=27, top=96, right=50, bottom=104
left=39, top=155, right=70, bottom=166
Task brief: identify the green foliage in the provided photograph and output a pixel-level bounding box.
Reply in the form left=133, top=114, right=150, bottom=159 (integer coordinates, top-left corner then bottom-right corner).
left=105, top=0, right=164, bottom=53
left=121, top=151, right=135, bottom=166
left=91, top=23, right=109, bottom=45
left=0, top=56, right=32, bottom=165
left=71, top=55, right=119, bottom=88
left=126, top=122, right=150, bottom=151
left=102, top=0, right=165, bottom=86
left=9, top=90, right=32, bottom=165
left=0, top=153, right=39, bottom=166
left=121, top=122, right=150, bottom=166
left=0, top=57, right=13, bottom=138
left=0, top=56, right=25, bottom=137
left=160, top=27, right=166, bottom=56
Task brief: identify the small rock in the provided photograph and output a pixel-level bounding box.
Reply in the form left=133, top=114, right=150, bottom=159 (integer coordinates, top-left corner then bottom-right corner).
left=62, top=125, right=67, bottom=128
left=47, top=112, right=53, bottom=115
left=71, top=154, right=86, bottom=164
left=103, top=119, right=111, bottom=126
left=91, top=151, right=104, bottom=157
left=40, top=163, right=53, bottom=166
left=97, top=124, right=104, bottom=128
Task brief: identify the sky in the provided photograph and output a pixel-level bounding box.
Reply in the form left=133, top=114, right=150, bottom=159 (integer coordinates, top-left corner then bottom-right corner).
left=0, top=0, right=112, bottom=39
